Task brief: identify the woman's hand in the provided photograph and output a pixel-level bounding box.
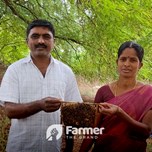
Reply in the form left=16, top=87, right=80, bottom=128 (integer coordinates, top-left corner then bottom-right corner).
left=98, top=103, right=121, bottom=116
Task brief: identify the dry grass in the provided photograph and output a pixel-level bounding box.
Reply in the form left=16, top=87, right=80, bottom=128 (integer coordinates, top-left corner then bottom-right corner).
left=147, top=138, right=152, bottom=152
left=0, top=106, right=10, bottom=152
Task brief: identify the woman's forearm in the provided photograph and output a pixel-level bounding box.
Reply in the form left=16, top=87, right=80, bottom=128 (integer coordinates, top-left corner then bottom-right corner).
left=117, top=107, right=151, bottom=137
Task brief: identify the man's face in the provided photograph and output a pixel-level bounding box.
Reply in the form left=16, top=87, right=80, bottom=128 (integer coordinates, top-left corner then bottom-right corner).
left=27, top=26, right=54, bottom=58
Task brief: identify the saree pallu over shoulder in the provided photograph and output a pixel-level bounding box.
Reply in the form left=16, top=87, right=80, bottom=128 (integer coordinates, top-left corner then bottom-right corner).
left=92, top=85, right=152, bottom=152
left=107, top=84, right=152, bottom=121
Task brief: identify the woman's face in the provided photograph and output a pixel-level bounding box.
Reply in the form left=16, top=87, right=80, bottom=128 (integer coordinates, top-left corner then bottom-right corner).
left=117, top=48, right=143, bottom=78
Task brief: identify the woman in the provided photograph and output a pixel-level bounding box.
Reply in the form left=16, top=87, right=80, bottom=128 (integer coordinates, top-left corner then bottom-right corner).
left=80, top=41, right=152, bottom=152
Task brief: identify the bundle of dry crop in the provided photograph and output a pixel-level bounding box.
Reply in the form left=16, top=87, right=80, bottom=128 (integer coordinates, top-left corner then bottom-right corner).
left=61, top=102, right=96, bottom=128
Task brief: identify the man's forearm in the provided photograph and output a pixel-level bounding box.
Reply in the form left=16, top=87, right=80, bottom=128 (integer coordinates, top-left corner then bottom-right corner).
left=4, top=100, right=42, bottom=119
left=4, top=97, right=61, bottom=119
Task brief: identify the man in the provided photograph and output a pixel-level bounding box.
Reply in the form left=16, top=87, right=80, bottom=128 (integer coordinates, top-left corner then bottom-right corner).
left=0, top=19, right=82, bottom=152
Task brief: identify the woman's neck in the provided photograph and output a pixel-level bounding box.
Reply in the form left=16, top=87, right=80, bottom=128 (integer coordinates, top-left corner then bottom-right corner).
left=116, top=78, right=137, bottom=89
left=114, top=78, right=137, bottom=96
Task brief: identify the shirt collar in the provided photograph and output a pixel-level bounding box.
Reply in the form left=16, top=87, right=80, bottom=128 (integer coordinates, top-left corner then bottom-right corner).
left=22, top=54, right=56, bottom=64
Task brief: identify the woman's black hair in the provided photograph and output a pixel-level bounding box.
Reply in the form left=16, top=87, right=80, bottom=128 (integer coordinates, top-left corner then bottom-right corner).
left=26, top=19, right=55, bottom=38
left=118, top=41, right=144, bottom=62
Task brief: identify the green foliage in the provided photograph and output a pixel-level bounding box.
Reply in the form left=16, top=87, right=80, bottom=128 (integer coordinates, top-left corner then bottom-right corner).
left=1, top=0, right=152, bottom=82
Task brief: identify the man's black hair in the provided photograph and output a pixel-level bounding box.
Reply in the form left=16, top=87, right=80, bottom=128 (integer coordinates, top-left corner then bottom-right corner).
left=26, top=19, right=55, bottom=38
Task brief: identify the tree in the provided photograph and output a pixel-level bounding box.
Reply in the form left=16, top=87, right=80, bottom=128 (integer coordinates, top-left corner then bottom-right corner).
left=1, top=0, right=152, bottom=82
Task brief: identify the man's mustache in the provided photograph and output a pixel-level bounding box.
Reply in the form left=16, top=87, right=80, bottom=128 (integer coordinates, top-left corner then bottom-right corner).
left=35, top=44, right=47, bottom=48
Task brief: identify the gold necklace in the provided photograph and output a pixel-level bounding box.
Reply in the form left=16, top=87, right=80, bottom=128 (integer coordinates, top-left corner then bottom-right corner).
left=114, top=81, right=137, bottom=96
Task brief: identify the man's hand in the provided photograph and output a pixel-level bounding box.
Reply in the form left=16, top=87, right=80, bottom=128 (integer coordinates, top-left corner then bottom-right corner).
left=39, top=97, right=62, bottom=112
left=4, top=97, right=62, bottom=119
